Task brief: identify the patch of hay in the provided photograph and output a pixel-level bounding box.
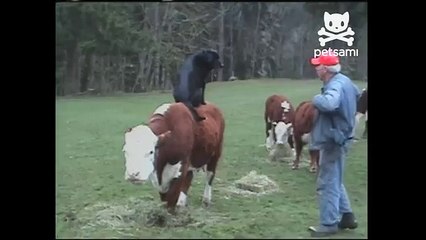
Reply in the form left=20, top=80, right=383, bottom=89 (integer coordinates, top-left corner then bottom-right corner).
left=145, top=206, right=195, bottom=228
left=77, top=198, right=152, bottom=237
left=268, top=147, right=312, bottom=169
left=144, top=203, right=229, bottom=228
left=226, top=171, right=279, bottom=197
left=75, top=196, right=229, bottom=237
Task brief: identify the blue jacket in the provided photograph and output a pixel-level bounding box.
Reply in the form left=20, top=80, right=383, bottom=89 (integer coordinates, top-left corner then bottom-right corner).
left=311, top=73, right=361, bottom=149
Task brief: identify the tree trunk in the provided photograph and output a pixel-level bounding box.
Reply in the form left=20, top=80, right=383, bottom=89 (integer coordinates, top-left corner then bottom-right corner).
left=76, top=52, right=83, bottom=92
left=120, top=56, right=126, bottom=91
left=133, top=52, right=146, bottom=93
left=276, top=34, right=282, bottom=73
left=80, top=53, right=93, bottom=92
left=229, top=18, right=234, bottom=79
left=110, top=56, right=118, bottom=92
left=99, top=56, right=105, bottom=95
left=65, top=41, right=80, bottom=95
left=298, top=31, right=305, bottom=78
left=152, top=3, right=161, bottom=90
left=145, top=53, right=153, bottom=92
left=105, top=55, right=111, bottom=93
left=165, top=68, right=172, bottom=90
left=250, top=2, right=262, bottom=78
left=57, top=51, right=67, bottom=96
left=165, top=9, right=173, bottom=89
left=161, top=65, right=167, bottom=92
left=146, top=53, right=155, bottom=91
left=218, top=2, right=225, bottom=81
left=357, top=24, right=368, bottom=80
left=88, top=55, right=95, bottom=90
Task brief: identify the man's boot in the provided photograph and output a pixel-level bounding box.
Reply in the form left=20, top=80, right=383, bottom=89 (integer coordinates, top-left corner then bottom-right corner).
left=338, top=212, right=358, bottom=229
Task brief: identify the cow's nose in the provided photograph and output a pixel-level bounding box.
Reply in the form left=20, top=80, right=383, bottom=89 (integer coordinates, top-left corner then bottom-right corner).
left=220, top=63, right=224, bottom=68
left=130, top=172, right=140, bottom=179
left=276, top=140, right=284, bottom=145
left=126, top=172, right=140, bottom=180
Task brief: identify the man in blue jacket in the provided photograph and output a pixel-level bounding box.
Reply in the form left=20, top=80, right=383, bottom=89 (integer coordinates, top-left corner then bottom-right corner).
left=308, top=53, right=360, bottom=237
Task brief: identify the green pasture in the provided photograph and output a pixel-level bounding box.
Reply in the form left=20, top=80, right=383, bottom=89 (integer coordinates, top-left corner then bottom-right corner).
left=56, top=79, right=367, bottom=239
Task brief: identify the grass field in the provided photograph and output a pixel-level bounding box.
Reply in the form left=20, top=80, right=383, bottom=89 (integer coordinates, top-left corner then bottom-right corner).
left=56, top=79, right=368, bottom=239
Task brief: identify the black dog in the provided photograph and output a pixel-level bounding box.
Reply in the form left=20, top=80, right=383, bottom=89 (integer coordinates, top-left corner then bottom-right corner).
left=173, top=49, right=224, bottom=122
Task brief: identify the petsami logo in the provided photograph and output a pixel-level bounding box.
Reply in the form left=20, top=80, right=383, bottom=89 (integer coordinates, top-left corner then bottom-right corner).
left=313, top=11, right=358, bottom=58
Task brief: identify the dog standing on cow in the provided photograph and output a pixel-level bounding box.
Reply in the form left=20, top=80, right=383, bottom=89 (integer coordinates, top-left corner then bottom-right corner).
left=123, top=102, right=225, bottom=212
left=173, top=49, right=224, bottom=122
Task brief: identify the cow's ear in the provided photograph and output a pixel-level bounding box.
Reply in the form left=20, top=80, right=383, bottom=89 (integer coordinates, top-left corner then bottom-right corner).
left=272, top=122, right=277, bottom=126
left=156, top=130, right=171, bottom=149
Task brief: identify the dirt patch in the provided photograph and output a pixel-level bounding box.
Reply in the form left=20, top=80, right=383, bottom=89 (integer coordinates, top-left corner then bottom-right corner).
left=75, top=196, right=228, bottom=237
left=225, top=171, right=280, bottom=197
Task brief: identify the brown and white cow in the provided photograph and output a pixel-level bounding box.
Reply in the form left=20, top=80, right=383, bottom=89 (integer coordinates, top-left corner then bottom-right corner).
left=354, top=88, right=367, bottom=139
left=264, top=94, right=295, bottom=160
left=292, top=100, right=320, bottom=173
left=123, top=102, right=225, bottom=212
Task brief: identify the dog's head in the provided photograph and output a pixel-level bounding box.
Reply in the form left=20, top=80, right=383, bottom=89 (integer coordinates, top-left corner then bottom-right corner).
left=196, top=49, right=224, bottom=70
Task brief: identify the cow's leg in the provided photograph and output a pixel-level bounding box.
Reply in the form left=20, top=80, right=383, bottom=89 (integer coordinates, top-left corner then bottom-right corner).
left=181, top=170, right=194, bottom=195
left=266, top=130, right=274, bottom=152
left=309, top=149, right=320, bottom=173
left=288, top=134, right=296, bottom=157
left=179, top=170, right=194, bottom=207
left=175, top=165, right=191, bottom=208
left=353, top=112, right=364, bottom=140
left=159, top=193, right=167, bottom=202
left=362, top=120, right=367, bottom=139
left=267, top=128, right=277, bottom=161
left=265, top=120, right=271, bottom=138
left=165, top=164, right=189, bottom=212
left=292, top=133, right=303, bottom=170
left=203, top=159, right=219, bottom=207
left=315, top=150, right=320, bottom=172
left=164, top=178, right=181, bottom=213
left=202, top=170, right=214, bottom=207
left=265, top=120, right=273, bottom=151
left=176, top=188, right=188, bottom=208
left=362, top=111, right=368, bottom=139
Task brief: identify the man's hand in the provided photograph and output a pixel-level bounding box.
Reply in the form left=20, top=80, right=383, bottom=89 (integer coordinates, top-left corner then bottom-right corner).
left=312, top=87, right=341, bottom=112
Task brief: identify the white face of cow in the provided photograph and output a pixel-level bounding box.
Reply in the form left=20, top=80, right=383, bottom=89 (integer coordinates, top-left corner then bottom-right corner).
left=273, top=122, right=292, bottom=145
left=123, top=125, right=158, bottom=184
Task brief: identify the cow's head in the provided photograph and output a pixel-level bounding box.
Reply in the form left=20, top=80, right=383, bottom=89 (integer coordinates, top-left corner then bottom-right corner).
left=272, top=121, right=293, bottom=145
left=122, top=125, right=171, bottom=184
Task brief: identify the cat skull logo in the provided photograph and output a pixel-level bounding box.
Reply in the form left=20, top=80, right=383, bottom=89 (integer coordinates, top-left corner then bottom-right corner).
left=318, top=11, right=355, bottom=47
